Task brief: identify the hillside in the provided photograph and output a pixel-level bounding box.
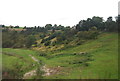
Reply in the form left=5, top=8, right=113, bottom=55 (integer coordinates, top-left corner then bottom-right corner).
left=2, top=49, right=39, bottom=79
left=2, top=33, right=118, bottom=79
left=40, top=33, right=118, bottom=79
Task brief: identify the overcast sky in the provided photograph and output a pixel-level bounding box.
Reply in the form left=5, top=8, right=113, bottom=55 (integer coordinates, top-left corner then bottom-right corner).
left=0, top=0, right=119, bottom=27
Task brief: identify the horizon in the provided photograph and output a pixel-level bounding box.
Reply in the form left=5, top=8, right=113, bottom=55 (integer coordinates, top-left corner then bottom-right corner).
left=0, top=16, right=118, bottom=27
left=0, top=0, right=119, bottom=27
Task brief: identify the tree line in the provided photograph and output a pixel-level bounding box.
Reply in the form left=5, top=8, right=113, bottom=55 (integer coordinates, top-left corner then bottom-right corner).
left=2, top=16, right=119, bottom=48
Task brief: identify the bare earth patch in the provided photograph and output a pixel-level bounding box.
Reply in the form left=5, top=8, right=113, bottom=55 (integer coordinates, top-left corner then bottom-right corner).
left=23, top=55, right=62, bottom=79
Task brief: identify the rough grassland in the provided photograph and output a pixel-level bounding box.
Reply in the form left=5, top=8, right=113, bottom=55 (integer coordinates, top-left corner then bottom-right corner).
left=2, top=33, right=118, bottom=79
left=2, top=48, right=39, bottom=78
left=42, top=33, right=118, bottom=79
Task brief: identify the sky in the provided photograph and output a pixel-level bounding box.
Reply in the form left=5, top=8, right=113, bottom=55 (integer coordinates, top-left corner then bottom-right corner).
left=0, top=0, right=119, bottom=27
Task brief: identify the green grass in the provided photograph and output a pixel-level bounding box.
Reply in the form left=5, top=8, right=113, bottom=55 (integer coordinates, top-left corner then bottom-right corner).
left=2, top=48, right=39, bottom=78
left=41, top=33, right=118, bottom=79
left=2, top=33, right=118, bottom=79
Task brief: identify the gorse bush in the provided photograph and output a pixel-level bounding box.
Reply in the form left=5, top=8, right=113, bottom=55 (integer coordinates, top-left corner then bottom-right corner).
left=2, top=16, right=118, bottom=48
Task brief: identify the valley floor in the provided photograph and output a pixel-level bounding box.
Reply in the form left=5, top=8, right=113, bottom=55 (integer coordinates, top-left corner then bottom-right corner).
left=2, top=33, right=118, bottom=79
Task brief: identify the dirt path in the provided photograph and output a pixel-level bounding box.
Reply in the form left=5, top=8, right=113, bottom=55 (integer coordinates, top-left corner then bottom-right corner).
left=23, top=70, right=36, bottom=79
left=23, top=55, right=52, bottom=79
left=29, top=55, right=39, bottom=63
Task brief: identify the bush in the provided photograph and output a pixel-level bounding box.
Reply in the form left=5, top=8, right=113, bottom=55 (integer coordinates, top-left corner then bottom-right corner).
left=44, top=41, right=51, bottom=46
left=39, top=52, right=47, bottom=56
left=40, top=34, right=46, bottom=38
left=76, top=40, right=85, bottom=45
left=77, top=30, right=99, bottom=40
left=25, top=35, right=37, bottom=48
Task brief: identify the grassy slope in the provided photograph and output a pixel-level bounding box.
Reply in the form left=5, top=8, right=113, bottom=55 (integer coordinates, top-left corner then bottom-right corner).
left=42, top=33, right=118, bottom=79
left=2, top=48, right=39, bottom=78
left=2, top=33, right=118, bottom=79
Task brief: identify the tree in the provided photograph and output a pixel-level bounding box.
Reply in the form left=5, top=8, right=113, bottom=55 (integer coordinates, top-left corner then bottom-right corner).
left=14, top=25, right=19, bottom=28
left=106, top=16, right=112, bottom=22
left=38, top=26, right=40, bottom=29
left=57, top=25, right=64, bottom=30
left=25, top=35, right=36, bottom=48
left=52, top=28, right=55, bottom=33
left=34, top=26, right=37, bottom=29
left=45, top=24, right=52, bottom=30
left=92, top=16, right=104, bottom=30
left=90, top=26, right=97, bottom=31
left=76, top=24, right=80, bottom=31
left=92, top=16, right=103, bottom=23
left=53, top=24, right=57, bottom=28
left=2, top=25, right=5, bottom=28
left=117, top=15, right=120, bottom=32
left=10, top=25, right=14, bottom=28
left=75, top=16, right=105, bottom=31
left=23, top=26, right=26, bottom=29
left=105, top=16, right=117, bottom=32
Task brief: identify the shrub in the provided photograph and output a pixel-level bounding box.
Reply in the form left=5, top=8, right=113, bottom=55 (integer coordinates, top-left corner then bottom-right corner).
left=44, top=41, right=51, bottom=46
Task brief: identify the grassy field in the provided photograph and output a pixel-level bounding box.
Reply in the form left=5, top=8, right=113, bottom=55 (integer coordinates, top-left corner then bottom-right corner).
left=2, top=48, right=39, bottom=78
left=41, top=33, right=118, bottom=79
left=2, top=33, right=118, bottom=79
